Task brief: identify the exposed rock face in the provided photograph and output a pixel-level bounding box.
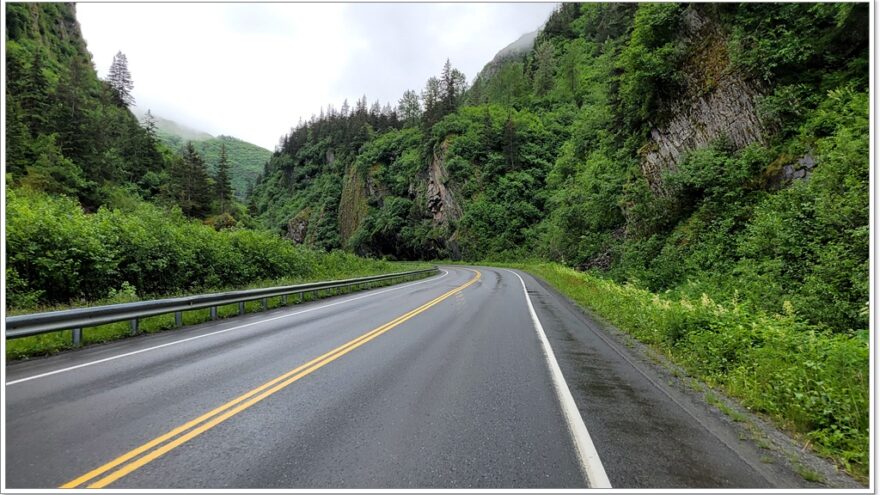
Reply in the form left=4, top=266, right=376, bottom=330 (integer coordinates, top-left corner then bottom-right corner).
left=287, top=217, right=308, bottom=244
left=286, top=209, right=310, bottom=244
left=766, top=152, right=819, bottom=190
left=338, top=165, right=368, bottom=245
left=784, top=153, right=817, bottom=181
left=426, top=139, right=461, bottom=225
left=640, top=8, right=768, bottom=196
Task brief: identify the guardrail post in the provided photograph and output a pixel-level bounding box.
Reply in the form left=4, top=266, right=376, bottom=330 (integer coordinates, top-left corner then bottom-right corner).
left=175, top=311, right=183, bottom=327
left=299, top=292, right=304, bottom=303
left=238, top=302, right=245, bottom=316
left=210, top=306, right=218, bottom=321
left=261, top=298, right=268, bottom=311
left=130, top=318, right=139, bottom=335
left=282, top=295, right=288, bottom=306
left=72, top=327, right=82, bottom=346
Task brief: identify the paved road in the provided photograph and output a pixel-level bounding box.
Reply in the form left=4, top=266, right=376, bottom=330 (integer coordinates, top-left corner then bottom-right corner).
left=5, top=267, right=807, bottom=488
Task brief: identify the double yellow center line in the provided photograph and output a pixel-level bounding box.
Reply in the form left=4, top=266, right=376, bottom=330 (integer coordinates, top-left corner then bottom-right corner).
left=61, top=269, right=481, bottom=489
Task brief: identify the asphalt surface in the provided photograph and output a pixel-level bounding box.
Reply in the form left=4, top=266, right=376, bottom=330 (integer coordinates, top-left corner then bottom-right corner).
left=5, top=267, right=808, bottom=488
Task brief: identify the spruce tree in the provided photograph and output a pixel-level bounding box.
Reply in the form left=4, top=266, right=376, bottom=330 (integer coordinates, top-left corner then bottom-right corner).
left=5, top=51, right=31, bottom=176
left=142, top=110, right=158, bottom=145
left=171, top=142, right=212, bottom=217
left=532, top=42, right=556, bottom=96
left=215, top=142, right=234, bottom=213
left=21, top=49, right=51, bottom=135
left=107, top=51, right=135, bottom=106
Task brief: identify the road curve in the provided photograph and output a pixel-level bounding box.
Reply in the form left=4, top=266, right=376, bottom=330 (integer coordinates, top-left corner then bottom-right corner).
left=6, top=266, right=802, bottom=488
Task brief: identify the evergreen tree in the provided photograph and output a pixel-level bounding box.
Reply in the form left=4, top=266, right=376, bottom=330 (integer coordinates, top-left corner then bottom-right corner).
left=397, top=89, right=422, bottom=128
left=107, top=51, right=134, bottom=106
left=355, top=94, right=368, bottom=115
left=421, top=77, right=441, bottom=126
left=142, top=109, right=159, bottom=146
left=215, top=142, right=234, bottom=213
left=532, top=41, right=556, bottom=96
left=55, top=57, right=91, bottom=159
left=440, top=59, right=468, bottom=115
left=5, top=51, right=31, bottom=176
left=20, top=49, right=51, bottom=135
left=170, top=142, right=212, bottom=217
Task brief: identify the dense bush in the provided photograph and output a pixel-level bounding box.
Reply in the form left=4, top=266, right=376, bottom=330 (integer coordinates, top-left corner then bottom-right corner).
left=6, top=188, right=399, bottom=310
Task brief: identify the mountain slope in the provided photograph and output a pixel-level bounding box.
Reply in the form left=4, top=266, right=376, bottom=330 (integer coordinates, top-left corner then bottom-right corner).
left=5, top=2, right=167, bottom=207
left=250, top=2, right=867, bottom=331
left=143, top=113, right=272, bottom=198
left=143, top=112, right=213, bottom=142
left=474, top=29, right=538, bottom=82
left=191, top=136, right=270, bottom=198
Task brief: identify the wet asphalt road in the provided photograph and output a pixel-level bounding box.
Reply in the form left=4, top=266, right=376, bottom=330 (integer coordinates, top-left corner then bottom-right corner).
left=6, top=267, right=800, bottom=488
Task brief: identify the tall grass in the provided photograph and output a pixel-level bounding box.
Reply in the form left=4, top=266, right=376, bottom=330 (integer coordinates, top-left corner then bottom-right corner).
left=511, top=262, right=868, bottom=480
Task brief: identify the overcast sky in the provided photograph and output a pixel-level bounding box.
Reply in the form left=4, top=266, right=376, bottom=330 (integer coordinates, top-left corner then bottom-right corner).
left=76, top=3, right=557, bottom=150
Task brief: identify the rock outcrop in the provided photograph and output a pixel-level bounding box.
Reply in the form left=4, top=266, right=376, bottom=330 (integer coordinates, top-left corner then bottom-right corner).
left=338, top=165, right=368, bottom=246
left=640, top=8, right=768, bottom=196
left=426, top=139, right=461, bottom=225
left=286, top=209, right=310, bottom=244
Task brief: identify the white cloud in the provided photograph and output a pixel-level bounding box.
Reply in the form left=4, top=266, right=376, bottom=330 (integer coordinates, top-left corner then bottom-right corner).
left=76, top=3, right=557, bottom=150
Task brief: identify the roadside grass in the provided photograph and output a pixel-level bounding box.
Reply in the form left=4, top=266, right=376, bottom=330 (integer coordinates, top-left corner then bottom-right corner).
left=490, top=262, right=868, bottom=482
left=6, top=263, right=432, bottom=360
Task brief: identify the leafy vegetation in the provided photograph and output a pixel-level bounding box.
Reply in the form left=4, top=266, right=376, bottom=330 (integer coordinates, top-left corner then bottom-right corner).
left=6, top=187, right=411, bottom=310
left=5, top=3, right=265, bottom=226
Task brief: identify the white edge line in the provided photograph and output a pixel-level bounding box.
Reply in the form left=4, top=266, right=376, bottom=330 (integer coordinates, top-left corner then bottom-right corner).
left=504, top=268, right=612, bottom=489
left=5, top=270, right=450, bottom=386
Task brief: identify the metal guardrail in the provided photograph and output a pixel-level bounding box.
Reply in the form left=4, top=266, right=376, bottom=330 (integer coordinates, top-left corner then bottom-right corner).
left=5, top=268, right=438, bottom=345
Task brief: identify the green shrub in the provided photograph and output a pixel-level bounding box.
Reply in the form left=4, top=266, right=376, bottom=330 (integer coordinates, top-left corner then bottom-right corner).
left=5, top=187, right=407, bottom=310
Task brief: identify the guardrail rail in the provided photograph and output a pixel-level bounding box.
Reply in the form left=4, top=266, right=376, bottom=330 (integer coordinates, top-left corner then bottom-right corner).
left=6, top=267, right=438, bottom=346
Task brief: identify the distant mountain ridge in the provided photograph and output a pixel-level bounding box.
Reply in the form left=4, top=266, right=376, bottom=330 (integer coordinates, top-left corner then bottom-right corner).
left=140, top=112, right=271, bottom=198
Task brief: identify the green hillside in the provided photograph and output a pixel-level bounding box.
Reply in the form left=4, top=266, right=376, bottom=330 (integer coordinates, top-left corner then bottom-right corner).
left=251, top=3, right=868, bottom=335
left=146, top=114, right=272, bottom=198
left=5, top=2, right=167, bottom=208
left=190, top=136, right=270, bottom=199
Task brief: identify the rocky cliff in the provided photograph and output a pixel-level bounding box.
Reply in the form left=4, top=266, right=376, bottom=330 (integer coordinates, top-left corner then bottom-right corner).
left=639, top=8, right=768, bottom=196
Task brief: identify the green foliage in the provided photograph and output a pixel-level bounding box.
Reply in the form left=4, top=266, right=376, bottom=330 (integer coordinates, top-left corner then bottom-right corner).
left=737, top=88, right=868, bottom=331
left=5, top=187, right=405, bottom=309
left=156, top=130, right=272, bottom=199
left=5, top=3, right=171, bottom=209
left=617, top=3, right=686, bottom=127
left=166, top=142, right=213, bottom=218
left=725, top=3, right=868, bottom=87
